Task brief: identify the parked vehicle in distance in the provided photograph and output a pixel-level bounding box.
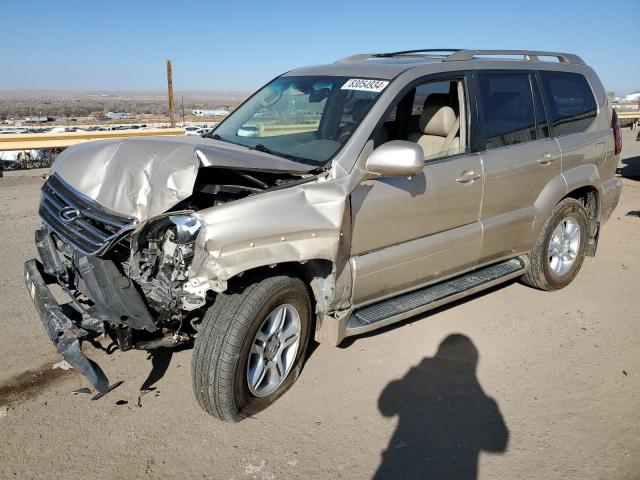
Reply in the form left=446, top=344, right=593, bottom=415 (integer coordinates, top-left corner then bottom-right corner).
left=1, top=159, right=20, bottom=170
left=184, top=125, right=203, bottom=135
left=0, top=128, right=30, bottom=134
left=48, top=126, right=85, bottom=133
left=237, top=124, right=260, bottom=137
left=25, top=49, right=622, bottom=421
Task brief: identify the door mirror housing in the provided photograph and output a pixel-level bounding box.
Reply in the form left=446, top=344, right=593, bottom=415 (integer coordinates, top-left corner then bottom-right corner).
left=365, top=141, right=424, bottom=178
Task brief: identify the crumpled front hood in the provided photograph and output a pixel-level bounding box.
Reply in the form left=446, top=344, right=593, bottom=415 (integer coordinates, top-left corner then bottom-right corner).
left=50, top=136, right=315, bottom=221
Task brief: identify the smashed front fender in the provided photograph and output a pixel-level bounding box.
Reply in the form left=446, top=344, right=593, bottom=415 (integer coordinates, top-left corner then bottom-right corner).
left=186, top=175, right=352, bottom=296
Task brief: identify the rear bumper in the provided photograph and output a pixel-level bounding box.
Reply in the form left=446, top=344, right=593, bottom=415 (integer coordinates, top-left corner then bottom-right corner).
left=24, top=259, right=110, bottom=393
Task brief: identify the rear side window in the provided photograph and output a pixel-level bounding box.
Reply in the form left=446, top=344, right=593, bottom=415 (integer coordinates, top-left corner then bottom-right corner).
left=540, top=71, right=597, bottom=136
left=478, top=73, right=536, bottom=149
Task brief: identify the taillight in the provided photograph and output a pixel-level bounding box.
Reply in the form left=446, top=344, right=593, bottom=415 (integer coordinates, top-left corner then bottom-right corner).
left=612, top=109, right=622, bottom=155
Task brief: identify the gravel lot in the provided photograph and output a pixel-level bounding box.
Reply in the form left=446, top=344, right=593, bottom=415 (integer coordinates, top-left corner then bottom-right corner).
left=0, top=130, right=639, bottom=479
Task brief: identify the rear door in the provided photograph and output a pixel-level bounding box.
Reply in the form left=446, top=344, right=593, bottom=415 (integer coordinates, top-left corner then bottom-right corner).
left=475, top=71, right=561, bottom=264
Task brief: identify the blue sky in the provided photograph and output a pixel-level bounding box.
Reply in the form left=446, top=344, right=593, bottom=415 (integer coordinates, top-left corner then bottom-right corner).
left=3, top=0, right=639, bottom=95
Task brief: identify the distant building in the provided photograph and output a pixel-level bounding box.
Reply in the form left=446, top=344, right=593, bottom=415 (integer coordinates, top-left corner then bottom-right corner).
left=105, top=112, right=132, bottom=120
left=192, top=109, right=229, bottom=117
left=24, top=116, right=54, bottom=123
left=624, top=92, right=640, bottom=102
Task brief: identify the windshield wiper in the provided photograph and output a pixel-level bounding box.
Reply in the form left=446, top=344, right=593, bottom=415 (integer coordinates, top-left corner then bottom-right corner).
left=209, top=136, right=303, bottom=163
left=208, top=133, right=244, bottom=148
left=249, top=143, right=296, bottom=160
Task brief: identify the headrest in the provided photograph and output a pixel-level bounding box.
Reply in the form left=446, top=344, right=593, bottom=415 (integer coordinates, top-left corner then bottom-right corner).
left=419, top=105, right=456, bottom=137
left=422, top=93, right=450, bottom=110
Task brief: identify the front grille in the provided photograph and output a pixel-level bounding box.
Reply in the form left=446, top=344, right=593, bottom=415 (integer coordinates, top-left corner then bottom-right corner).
left=39, top=173, right=136, bottom=256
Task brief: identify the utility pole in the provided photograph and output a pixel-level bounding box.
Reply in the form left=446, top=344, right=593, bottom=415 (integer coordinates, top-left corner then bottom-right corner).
left=166, top=60, right=175, bottom=127
left=181, top=95, right=186, bottom=126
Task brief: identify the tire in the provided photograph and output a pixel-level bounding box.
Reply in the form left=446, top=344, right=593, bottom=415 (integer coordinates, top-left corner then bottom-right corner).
left=521, top=198, right=589, bottom=291
left=192, top=274, right=312, bottom=421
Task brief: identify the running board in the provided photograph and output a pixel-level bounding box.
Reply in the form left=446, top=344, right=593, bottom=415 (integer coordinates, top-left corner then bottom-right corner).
left=345, top=257, right=528, bottom=337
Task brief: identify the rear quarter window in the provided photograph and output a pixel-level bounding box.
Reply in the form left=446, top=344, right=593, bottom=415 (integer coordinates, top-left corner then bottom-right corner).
left=540, top=71, right=597, bottom=136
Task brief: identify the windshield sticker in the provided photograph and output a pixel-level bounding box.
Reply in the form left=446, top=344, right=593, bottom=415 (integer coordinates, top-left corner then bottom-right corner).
left=341, top=79, right=389, bottom=93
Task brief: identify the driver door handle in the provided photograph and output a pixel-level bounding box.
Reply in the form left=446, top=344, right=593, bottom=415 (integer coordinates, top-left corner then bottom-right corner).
left=538, top=152, right=557, bottom=165
left=456, top=170, right=481, bottom=184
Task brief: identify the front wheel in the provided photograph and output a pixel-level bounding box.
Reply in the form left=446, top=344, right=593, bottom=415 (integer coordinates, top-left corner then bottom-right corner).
left=521, top=198, right=589, bottom=291
left=192, top=275, right=311, bottom=421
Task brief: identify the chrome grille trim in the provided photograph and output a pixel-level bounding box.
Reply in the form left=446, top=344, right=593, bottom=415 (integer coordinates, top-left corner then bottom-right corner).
left=39, top=173, right=137, bottom=256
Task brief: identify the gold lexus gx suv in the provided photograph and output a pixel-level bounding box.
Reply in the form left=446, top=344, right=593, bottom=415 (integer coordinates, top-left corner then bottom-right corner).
left=25, top=49, right=623, bottom=420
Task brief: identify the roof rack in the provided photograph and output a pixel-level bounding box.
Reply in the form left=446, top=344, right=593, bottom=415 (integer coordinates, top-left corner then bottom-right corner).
left=374, top=49, right=462, bottom=57
left=336, top=49, right=461, bottom=63
left=444, top=49, right=584, bottom=64
left=336, top=49, right=584, bottom=65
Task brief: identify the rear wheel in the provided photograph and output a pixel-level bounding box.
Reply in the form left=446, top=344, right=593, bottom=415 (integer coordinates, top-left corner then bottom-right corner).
left=192, top=275, right=311, bottom=421
left=521, top=198, right=589, bottom=291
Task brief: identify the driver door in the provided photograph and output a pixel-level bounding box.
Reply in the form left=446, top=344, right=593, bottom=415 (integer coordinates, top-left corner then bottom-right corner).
left=349, top=76, right=483, bottom=306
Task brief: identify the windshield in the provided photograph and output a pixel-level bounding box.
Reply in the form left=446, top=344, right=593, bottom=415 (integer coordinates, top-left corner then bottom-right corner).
left=209, top=76, right=389, bottom=166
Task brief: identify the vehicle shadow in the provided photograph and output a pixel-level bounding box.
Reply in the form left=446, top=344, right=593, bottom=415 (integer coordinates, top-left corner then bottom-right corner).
left=139, top=344, right=192, bottom=391
left=617, top=153, right=640, bottom=180
left=137, top=333, right=320, bottom=393
left=140, top=347, right=174, bottom=391
left=339, top=280, right=516, bottom=349
left=373, top=334, right=509, bottom=480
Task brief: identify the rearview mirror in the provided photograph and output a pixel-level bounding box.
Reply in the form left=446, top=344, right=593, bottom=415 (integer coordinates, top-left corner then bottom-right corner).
left=309, top=88, right=330, bottom=103
left=365, top=141, right=424, bottom=177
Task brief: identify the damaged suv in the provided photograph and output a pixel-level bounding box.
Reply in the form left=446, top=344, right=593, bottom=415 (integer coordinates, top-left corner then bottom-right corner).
left=25, top=49, right=623, bottom=421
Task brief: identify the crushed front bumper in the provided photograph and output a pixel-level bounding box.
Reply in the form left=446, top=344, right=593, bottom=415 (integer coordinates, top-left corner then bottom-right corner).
left=24, top=259, right=110, bottom=393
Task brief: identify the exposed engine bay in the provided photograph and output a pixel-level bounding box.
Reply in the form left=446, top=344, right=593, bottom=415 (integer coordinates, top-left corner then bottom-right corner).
left=176, top=167, right=309, bottom=210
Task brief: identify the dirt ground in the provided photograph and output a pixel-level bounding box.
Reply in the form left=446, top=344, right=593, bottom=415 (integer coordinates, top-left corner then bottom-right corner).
left=0, top=130, right=639, bottom=480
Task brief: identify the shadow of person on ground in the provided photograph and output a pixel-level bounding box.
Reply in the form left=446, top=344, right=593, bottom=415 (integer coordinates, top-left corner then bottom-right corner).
left=374, top=334, right=509, bottom=480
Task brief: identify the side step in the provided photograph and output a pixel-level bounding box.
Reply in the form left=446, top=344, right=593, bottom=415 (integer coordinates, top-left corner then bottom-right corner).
left=346, top=257, right=528, bottom=336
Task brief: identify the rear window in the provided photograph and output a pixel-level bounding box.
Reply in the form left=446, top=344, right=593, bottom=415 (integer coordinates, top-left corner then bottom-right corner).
left=540, top=71, right=597, bottom=136
left=478, top=73, right=536, bottom=149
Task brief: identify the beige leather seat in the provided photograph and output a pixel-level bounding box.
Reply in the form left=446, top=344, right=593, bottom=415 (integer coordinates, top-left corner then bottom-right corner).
left=407, top=105, right=460, bottom=159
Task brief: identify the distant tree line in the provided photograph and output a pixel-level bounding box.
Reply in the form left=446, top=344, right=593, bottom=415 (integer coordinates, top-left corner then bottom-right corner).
left=0, top=98, right=241, bottom=120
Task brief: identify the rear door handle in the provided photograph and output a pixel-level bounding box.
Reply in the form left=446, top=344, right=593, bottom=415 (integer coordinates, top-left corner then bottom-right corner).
left=538, top=152, right=557, bottom=165
left=455, top=170, right=481, bottom=183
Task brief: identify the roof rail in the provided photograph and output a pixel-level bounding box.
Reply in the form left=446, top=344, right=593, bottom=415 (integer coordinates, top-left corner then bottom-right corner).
left=444, top=49, right=584, bottom=64
left=374, top=49, right=462, bottom=57
left=336, top=49, right=461, bottom=63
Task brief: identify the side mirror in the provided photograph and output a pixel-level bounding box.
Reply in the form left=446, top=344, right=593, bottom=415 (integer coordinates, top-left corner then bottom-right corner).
left=365, top=140, right=424, bottom=178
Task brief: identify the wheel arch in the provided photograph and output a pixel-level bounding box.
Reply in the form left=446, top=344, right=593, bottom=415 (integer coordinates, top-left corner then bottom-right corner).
left=562, top=185, right=600, bottom=255
left=224, top=259, right=337, bottom=334
left=532, top=180, right=600, bottom=258
left=532, top=166, right=602, bottom=252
